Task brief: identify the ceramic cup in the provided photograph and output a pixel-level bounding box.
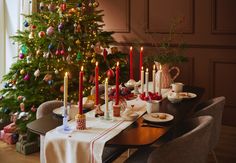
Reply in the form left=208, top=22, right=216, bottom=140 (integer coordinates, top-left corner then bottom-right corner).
left=171, top=82, right=184, bottom=93
left=146, top=100, right=160, bottom=114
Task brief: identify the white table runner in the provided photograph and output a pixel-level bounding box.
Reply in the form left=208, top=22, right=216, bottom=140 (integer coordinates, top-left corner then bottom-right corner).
left=44, top=98, right=146, bottom=163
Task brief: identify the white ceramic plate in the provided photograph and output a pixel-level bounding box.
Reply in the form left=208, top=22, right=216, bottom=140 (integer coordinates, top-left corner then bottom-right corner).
left=179, top=92, right=197, bottom=99
left=143, top=113, right=174, bottom=123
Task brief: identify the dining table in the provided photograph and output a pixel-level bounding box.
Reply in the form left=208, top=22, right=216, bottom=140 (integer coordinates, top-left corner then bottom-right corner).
left=27, top=85, right=204, bottom=162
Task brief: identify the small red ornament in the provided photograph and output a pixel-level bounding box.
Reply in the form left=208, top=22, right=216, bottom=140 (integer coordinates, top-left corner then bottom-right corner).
left=60, top=50, right=65, bottom=55
left=31, top=25, right=36, bottom=30
left=60, top=85, right=64, bottom=92
left=60, top=3, right=66, bottom=11
left=31, top=106, right=37, bottom=112
left=55, top=50, right=60, bottom=55
left=106, top=69, right=115, bottom=79
left=38, top=31, right=45, bottom=38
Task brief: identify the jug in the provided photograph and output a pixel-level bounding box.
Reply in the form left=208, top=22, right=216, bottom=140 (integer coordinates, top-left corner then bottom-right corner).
left=155, top=61, right=180, bottom=88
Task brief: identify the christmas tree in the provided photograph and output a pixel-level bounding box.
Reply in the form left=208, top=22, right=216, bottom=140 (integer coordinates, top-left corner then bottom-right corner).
left=0, top=0, right=128, bottom=133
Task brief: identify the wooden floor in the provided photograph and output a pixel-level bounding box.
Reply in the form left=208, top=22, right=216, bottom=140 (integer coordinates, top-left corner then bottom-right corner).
left=0, top=125, right=236, bottom=163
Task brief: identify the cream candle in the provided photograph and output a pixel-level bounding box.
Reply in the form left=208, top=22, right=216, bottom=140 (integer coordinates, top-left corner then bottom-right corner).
left=79, top=66, right=84, bottom=114
left=158, top=65, right=162, bottom=96
left=64, top=72, right=68, bottom=109
left=115, top=62, right=120, bottom=105
left=141, top=66, right=144, bottom=94
left=145, top=68, right=149, bottom=97
left=129, top=47, right=133, bottom=79
left=139, top=47, right=143, bottom=80
left=152, top=65, right=156, bottom=93
left=105, top=78, right=108, bottom=117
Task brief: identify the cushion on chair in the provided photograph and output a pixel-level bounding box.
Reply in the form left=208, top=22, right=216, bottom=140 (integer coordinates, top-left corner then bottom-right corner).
left=125, top=116, right=213, bottom=163
left=36, top=100, right=63, bottom=119
left=193, top=96, right=225, bottom=150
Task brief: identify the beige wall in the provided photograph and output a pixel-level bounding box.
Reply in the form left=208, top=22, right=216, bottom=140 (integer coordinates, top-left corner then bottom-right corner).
left=99, top=0, right=236, bottom=126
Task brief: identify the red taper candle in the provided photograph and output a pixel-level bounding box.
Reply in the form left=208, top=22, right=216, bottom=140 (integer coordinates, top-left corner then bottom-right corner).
left=79, top=66, right=84, bottom=114
left=115, top=62, right=120, bottom=105
left=129, top=46, right=133, bottom=79
left=140, top=47, right=143, bottom=80
left=95, top=62, right=99, bottom=105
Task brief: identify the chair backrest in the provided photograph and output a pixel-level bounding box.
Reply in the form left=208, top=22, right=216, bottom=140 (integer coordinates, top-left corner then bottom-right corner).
left=148, top=116, right=213, bottom=163
left=36, top=100, right=63, bottom=119
left=193, top=96, right=225, bottom=150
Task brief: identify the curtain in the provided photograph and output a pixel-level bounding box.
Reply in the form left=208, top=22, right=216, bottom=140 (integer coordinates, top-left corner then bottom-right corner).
left=1, top=0, right=36, bottom=77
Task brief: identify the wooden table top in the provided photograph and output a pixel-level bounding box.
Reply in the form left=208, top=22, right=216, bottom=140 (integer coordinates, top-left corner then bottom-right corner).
left=27, top=86, right=204, bottom=148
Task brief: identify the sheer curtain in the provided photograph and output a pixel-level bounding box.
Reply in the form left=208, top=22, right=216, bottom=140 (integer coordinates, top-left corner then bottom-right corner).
left=0, top=0, right=37, bottom=82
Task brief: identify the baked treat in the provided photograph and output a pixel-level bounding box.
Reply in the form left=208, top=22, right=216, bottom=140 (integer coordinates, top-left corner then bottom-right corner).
left=159, top=114, right=167, bottom=119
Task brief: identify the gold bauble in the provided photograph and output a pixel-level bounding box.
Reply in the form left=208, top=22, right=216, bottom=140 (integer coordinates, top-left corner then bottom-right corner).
left=20, top=69, right=25, bottom=75
left=76, top=39, right=81, bottom=45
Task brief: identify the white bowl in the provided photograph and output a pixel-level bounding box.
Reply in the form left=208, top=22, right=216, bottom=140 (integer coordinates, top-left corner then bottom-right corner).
left=121, top=112, right=139, bottom=121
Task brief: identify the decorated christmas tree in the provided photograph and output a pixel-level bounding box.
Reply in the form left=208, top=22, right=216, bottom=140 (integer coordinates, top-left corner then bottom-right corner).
left=0, top=0, right=128, bottom=133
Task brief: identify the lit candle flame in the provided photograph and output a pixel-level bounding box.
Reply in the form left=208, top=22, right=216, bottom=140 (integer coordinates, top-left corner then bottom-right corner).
left=130, top=46, right=132, bottom=50
left=81, top=66, right=84, bottom=71
left=141, top=47, right=143, bottom=51
left=159, top=65, right=162, bottom=70
left=146, top=68, right=148, bottom=72
left=153, top=65, right=155, bottom=70
left=65, top=72, right=68, bottom=76
left=142, top=66, right=144, bottom=70
left=105, top=78, right=108, bottom=82
left=96, top=62, right=98, bottom=66
left=117, top=62, right=119, bottom=67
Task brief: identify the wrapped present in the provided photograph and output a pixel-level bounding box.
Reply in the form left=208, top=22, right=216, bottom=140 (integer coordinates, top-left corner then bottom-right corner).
left=16, top=140, right=39, bottom=155
left=3, top=132, right=18, bottom=144
left=3, top=123, right=16, bottom=133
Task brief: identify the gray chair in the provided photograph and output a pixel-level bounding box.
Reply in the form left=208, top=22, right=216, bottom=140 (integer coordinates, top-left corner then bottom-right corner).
left=36, top=100, right=127, bottom=163
left=193, top=96, right=226, bottom=163
left=124, top=116, right=213, bottom=163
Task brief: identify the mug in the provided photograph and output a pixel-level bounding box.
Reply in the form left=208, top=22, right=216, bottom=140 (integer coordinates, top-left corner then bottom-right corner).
left=146, top=100, right=160, bottom=114
left=171, top=82, right=184, bottom=93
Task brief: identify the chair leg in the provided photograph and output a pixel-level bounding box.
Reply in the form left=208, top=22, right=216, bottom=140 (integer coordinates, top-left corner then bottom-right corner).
left=211, top=150, right=218, bottom=163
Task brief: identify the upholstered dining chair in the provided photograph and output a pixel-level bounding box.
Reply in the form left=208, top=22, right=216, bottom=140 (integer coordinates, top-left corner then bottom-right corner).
left=36, top=100, right=127, bottom=163
left=124, top=116, right=213, bottom=163
left=193, top=96, right=226, bottom=163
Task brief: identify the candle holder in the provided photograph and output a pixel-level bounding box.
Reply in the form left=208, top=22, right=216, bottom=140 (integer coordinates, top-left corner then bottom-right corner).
left=75, top=114, right=86, bottom=130
left=95, top=104, right=104, bottom=117
left=57, top=106, right=72, bottom=133
left=113, top=104, right=121, bottom=117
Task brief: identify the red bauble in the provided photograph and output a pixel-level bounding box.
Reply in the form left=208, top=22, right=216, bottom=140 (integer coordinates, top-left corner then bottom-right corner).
left=60, top=50, right=65, bottom=55
left=38, top=31, right=45, bottom=38
left=106, top=69, right=115, bottom=79
left=60, top=3, right=66, bottom=11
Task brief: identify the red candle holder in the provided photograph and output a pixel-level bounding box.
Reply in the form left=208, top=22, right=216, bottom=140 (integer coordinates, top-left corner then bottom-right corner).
left=113, top=104, right=121, bottom=117
left=75, top=114, right=86, bottom=130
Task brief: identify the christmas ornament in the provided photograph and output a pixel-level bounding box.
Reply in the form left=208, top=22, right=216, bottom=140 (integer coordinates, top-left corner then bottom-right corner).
left=19, top=53, right=24, bottom=59
left=60, top=85, right=64, bottom=92
left=21, top=45, right=28, bottom=54
left=28, top=32, right=34, bottom=39
left=91, top=58, right=96, bottom=63
left=20, top=69, right=25, bottom=75
left=89, top=2, right=93, bottom=7
left=75, top=39, right=80, bottom=45
left=106, top=69, right=115, bottom=79
left=54, top=69, right=59, bottom=74
left=48, top=80, right=53, bottom=85
left=46, top=26, right=54, bottom=36
left=66, top=55, right=71, bottom=63
left=93, top=1, right=99, bottom=8
left=68, top=46, right=72, bottom=52
left=38, top=31, right=46, bottom=38
left=3, top=83, right=9, bottom=88
left=26, top=56, right=31, bottom=63
left=60, top=3, right=66, bottom=11
left=55, top=50, right=60, bottom=55
left=48, top=43, right=54, bottom=50
left=76, top=52, right=82, bottom=60
left=48, top=3, right=56, bottom=12
left=23, top=74, right=30, bottom=81
left=23, top=20, right=29, bottom=27
left=58, top=23, right=64, bottom=32
left=60, top=50, right=65, bottom=55
left=43, top=74, right=52, bottom=82
left=17, top=96, right=24, bottom=101
left=31, top=25, right=37, bottom=30
left=39, top=2, right=44, bottom=10
left=36, top=50, right=41, bottom=56
left=34, top=69, right=40, bottom=78
left=20, top=103, right=25, bottom=112
left=31, top=106, right=37, bottom=112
